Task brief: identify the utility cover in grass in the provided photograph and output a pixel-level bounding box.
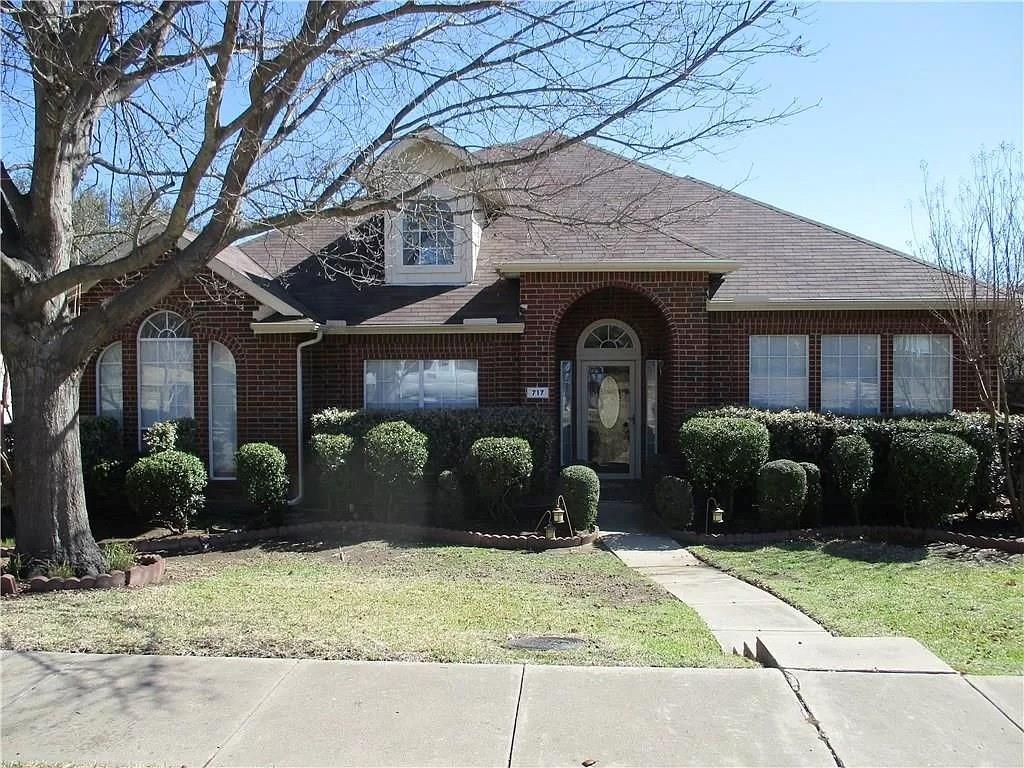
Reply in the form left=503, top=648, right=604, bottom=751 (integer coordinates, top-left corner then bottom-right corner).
left=506, top=635, right=587, bottom=651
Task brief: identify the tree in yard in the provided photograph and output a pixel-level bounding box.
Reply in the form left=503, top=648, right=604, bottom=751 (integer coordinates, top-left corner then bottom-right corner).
left=918, top=144, right=1024, bottom=525
left=0, top=0, right=806, bottom=573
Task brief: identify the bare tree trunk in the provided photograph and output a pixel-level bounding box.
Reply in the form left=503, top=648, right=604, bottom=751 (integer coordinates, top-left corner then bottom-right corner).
left=8, top=354, right=105, bottom=575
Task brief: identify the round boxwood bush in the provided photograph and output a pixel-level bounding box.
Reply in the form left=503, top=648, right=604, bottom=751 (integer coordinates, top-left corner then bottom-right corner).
left=557, top=465, right=600, bottom=531
left=889, top=433, right=979, bottom=527
left=468, top=437, right=533, bottom=521
left=311, top=433, right=355, bottom=513
left=756, top=459, right=807, bottom=530
left=125, top=450, right=207, bottom=533
left=654, top=475, right=694, bottom=529
left=236, top=443, right=289, bottom=517
left=799, top=461, right=822, bottom=526
left=364, top=421, right=429, bottom=487
left=678, top=417, right=770, bottom=496
left=830, top=434, right=874, bottom=524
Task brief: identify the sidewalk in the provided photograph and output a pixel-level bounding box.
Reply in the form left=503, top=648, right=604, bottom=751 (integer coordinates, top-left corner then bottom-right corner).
left=3, top=650, right=1021, bottom=767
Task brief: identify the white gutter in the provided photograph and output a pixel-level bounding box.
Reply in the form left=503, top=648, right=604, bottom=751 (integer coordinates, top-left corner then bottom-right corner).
left=322, top=322, right=524, bottom=335
left=705, top=298, right=962, bottom=311
left=286, top=327, right=324, bottom=507
left=250, top=318, right=320, bottom=334
left=497, top=259, right=739, bottom=277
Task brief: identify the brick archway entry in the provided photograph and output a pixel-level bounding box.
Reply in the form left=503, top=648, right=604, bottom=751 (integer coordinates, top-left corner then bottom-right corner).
left=554, top=287, right=671, bottom=478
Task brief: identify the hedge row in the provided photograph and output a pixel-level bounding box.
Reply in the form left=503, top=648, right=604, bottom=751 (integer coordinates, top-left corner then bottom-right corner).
left=687, top=406, right=1018, bottom=515
left=309, top=407, right=555, bottom=490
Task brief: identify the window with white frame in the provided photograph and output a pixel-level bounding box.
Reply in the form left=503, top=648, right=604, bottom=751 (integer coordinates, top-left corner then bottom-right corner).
left=208, top=341, right=237, bottom=478
left=893, top=334, right=952, bottom=414
left=96, top=341, right=123, bottom=424
left=749, top=335, right=808, bottom=410
left=364, top=359, right=477, bottom=409
left=137, top=311, right=194, bottom=439
left=402, top=199, right=455, bottom=266
left=821, top=335, right=880, bottom=415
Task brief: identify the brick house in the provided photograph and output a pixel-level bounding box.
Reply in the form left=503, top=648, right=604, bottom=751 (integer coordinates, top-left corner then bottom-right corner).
left=81, top=131, right=977, bottom=499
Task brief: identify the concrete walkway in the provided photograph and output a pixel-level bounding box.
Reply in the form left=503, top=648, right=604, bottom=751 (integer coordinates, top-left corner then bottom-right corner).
left=3, top=650, right=1021, bottom=767
left=600, top=502, right=829, bottom=656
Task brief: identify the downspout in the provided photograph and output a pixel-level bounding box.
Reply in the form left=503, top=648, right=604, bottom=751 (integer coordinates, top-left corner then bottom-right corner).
left=286, top=326, right=324, bottom=506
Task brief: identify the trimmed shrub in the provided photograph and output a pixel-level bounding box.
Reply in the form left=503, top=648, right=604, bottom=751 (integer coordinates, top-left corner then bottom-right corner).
left=830, top=434, right=874, bottom=524
left=890, top=433, right=979, bottom=527
left=142, top=417, right=197, bottom=455
left=125, top=450, right=207, bottom=533
left=364, top=421, right=429, bottom=519
left=236, top=443, right=290, bottom=518
left=757, top=459, right=807, bottom=530
left=799, top=461, right=822, bottom=527
left=311, top=433, right=355, bottom=514
left=557, top=465, right=600, bottom=530
left=468, top=437, right=533, bottom=521
left=79, top=416, right=127, bottom=512
left=654, top=475, right=694, bottom=529
left=678, top=417, right=770, bottom=499
left=309, top=407, right=554, bottom=490
left=436, top=469, right=465, bottom=528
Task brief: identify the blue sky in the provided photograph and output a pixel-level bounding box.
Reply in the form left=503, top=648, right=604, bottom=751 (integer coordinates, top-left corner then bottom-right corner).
left=665, top=1, right=1023, bottom=254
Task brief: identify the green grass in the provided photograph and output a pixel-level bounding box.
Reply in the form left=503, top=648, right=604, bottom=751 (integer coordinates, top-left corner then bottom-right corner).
left=692, top=539, right=1024, bottom=675
left=2, top=541, right=744, bottom=668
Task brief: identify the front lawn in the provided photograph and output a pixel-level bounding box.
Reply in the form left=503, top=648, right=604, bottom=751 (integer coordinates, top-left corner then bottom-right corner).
left=2, top=539, right=743, bottom=668
left=691, top=539, right=1023, bottom=675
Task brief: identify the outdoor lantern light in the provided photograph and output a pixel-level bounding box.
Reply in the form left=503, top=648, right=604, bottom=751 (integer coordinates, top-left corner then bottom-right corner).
left=706, top=497, right=725, bottom=533
left=544, top=523, right=556, bottom=539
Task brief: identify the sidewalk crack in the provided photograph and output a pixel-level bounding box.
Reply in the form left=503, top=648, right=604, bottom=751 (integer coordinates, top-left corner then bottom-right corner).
left=780, top=669, right=844, bottom=767
left=506, top=665, right=526, bottom=768
left=201, top=659, right=299, bottom=768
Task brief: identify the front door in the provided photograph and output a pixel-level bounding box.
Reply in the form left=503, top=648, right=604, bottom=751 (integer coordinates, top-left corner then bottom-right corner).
left=579, top=362, right=637, bottom=478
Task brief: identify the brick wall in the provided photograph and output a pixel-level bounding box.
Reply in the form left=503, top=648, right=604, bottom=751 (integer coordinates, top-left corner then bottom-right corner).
left=79, top=271, right=301, bottom=490
left=708, top=310, right=979, bottom=413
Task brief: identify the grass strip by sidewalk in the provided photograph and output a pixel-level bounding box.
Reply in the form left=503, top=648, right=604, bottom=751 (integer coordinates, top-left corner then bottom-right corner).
left=691, top=538, right=1023, bottom=675
left=2, top=541, right=747, bottom=668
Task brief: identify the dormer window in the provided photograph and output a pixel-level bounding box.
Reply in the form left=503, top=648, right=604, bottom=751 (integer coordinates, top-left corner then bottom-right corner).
left=402, top=199, right=455, bottom=266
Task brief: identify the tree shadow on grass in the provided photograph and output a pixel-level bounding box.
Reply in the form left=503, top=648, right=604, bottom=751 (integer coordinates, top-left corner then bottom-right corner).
left=704, top=537, right=929, bottom=564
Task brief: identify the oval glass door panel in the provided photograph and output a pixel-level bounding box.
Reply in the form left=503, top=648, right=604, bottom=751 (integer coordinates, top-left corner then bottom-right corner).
left=598, top=375, right=620, bottom=427
left=585, top=365, right=631, bottom=474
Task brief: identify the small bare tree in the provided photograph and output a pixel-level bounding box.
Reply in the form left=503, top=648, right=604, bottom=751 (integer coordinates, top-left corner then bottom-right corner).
left=919, top=144, right=1024, bottom=525
left=1, top=0, right=806, bottom=573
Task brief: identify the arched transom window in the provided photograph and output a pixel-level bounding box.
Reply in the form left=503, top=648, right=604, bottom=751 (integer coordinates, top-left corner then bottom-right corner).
left=583, top=322, right=636, bottom=350
left=402, top=198, right=455, bottom=266
left=138, top=310, right=194, bottom=439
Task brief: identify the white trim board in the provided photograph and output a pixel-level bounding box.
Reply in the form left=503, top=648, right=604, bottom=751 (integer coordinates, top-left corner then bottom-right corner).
left=498, top=259, right=739, bottom=276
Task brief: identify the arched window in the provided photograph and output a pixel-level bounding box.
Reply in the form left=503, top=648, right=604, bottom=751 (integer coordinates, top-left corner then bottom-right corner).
left=402, top=198, right=455, bottom=265
left=137, top=311, right=194, bottom=440
left=208, top=341, right=237, bottom=478
left=582, top=322, right=636, bottom=350
left=96, top=342, right=123, bottom=424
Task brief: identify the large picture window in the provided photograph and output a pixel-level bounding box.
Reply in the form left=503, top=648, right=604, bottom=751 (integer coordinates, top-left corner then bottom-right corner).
left=749, top=335, right=808, bottom=410
left=402, top=199, right=455, bottom=266
left=821, top=335, right=880, bottom=415
left=893, top=334, right=952, bottom=414
left=208, top=341, right=237, bottom=479
left=96, top=341, right=123, bottom=424
left=137, top=311, right=194, bottom=440
left=364, top=359, right=477, bottom=409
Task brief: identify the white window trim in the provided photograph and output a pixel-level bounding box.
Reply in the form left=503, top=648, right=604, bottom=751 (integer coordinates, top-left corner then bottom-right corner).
left=363, top=359, right=479, bottom=410
left=748, top=334, right=810, bottom=410
left=820, top=334, right=881, bottom=415
left=892, top=333, right=954, bottom=414
left=398, top=198, right=459, bottom=272
left=136, top=310, right=195, bottom=450
left=95, top=341, right=123, bottom=424
left=208, top=341, right=237, bottom=480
